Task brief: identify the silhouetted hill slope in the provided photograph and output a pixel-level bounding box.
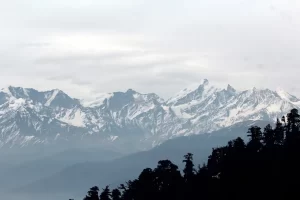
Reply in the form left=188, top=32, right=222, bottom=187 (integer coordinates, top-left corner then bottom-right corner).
left=0, top=148, right=123, bottom=192
left=17, top=120, right=269, bottom=198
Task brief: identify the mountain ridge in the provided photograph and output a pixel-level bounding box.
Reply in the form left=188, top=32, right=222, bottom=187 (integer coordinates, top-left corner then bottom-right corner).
left=0, top=79, right=298, bottom=150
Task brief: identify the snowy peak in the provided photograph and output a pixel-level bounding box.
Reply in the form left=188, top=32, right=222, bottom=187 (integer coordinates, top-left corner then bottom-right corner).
left=81, top=93, right=113, bottom=108
left=7, top=86, right=30, bottom=99
left=167, top=79, right=219, bottom=106
left=201, top=78, right=210, bottom=86
left=0, top=81, right=299, bottom=150
left=126, top=88, right=137, bottom=94
left=276, top=87, right=300, bottom=104
left=44, top=89, right=60, bottom=106
left=80, top=89, right=156, bottom=108
left=166, top=81, right=300, bottom=132
left=0, top=86, right=80, bottom=109
left=44, top=89, right=80, bottom=108
left=226, top=84, right=236, bottom=94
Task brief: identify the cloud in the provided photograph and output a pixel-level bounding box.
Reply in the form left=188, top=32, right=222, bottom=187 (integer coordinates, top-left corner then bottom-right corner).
left=0, top=0, right=300, bottom=99
left=19, top=42, right=51, bottom=48
left=47, top=75, right=92, bottom=86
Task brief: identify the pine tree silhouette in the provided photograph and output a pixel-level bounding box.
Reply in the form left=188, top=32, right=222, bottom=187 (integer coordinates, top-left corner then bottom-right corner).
left=262, top=124, right=275, bottom=147
left=182, top=153, right=195, bottom=181
left=274, top=118, right=284, bottom=145
left=111, top=189, right=121, bottom=200
left=83, top=186, right=100, bottom=200
left=99, top=186, right=111, bottom=200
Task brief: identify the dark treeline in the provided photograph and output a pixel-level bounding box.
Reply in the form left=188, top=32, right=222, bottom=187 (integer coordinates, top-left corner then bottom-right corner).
left=79, top=109, right=300, bottom=200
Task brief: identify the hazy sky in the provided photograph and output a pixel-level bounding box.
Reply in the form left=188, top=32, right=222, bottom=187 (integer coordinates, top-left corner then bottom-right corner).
left=0, top=0, right=299, bottom=100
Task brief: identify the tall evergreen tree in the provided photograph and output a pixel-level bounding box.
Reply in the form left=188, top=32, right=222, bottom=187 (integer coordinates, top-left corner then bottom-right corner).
left=247, top=126, right=263, bottom=152
left=154, top=160, right=183, bottom=200
left=111, top=189, right=121, bottom=200
left=262, top=124, right=275, bottom=147
left=84, top=186, right=100, bottom=200
left=274, top=118, right=284, bottom=145
left=99, top=186, right=111, bottom=200
left=233, top=137, right=246, bottom=150
left=286, top=108, right=300, bottom=144
left=182, top=153, right=195, bottom=181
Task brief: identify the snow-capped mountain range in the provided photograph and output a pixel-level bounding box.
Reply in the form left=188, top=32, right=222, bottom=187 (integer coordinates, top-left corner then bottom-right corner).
left=0, top=79, right=299, bottom=150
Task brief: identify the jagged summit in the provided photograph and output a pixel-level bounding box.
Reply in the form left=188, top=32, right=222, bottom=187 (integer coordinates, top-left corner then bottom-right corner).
left=276, top=87, right=300, bottom=104
left=200, top=78, right=209, bottom=85
left=226, top=84, right=236, bottom=92
left=0, top=81, right=298, bottom=150
left=126, top=88, right=136, bottom=94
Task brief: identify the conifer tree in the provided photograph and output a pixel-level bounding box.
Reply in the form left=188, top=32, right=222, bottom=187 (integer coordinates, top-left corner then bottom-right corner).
left=286, top=108, right=300, bottom=144
left=233, top=137, right=246, bottom=150
left=274, top=118, right=284, bottom=145
left=263, top=124, right=275, bottom=147
left=111, top=189, right=121, bottom=200
left=84, top=186, right=100, bottom=200
left=99, top=186, right=111, bottom=200
left=182, top=153, right=195, bottom=181
left=153, top=160, right=183, bottom=200
left=247, top=126, right=263, bottom=152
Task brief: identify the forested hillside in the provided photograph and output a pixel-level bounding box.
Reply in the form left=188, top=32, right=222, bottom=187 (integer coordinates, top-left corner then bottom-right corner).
left=80, top=109, right=300, bottom=200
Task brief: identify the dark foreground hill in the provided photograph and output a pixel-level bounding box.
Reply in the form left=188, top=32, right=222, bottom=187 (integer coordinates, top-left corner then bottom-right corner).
left=13, top=120, right=269, bottom=200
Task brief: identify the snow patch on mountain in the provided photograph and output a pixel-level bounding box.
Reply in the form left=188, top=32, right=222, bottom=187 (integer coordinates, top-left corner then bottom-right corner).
left=167, top=80, right=207, bottom=105
left=57, top=109, right=86, bottom=128
left=1, top=87, right=12, bottom=95
left=109, top=135, right=119, bottom=141
left=45, top=89, right=60, bottom=106
left=8, top=98, right=27, bottom=110
left=81, top=93, right=113, bottom=107
left=276, top=87, right=300, bottom=105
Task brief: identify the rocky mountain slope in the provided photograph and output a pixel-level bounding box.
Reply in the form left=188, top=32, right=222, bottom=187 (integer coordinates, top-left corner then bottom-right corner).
left=0, top=79, right=298, bottom=150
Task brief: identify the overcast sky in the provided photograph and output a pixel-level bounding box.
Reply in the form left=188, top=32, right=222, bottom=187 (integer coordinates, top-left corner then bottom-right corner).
left=0, top=0, right=299, bottom=100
